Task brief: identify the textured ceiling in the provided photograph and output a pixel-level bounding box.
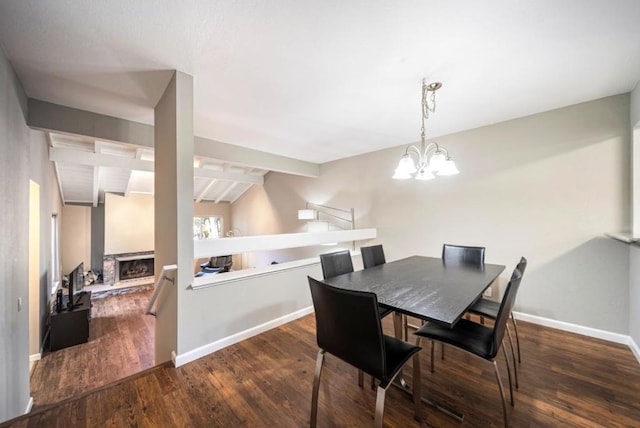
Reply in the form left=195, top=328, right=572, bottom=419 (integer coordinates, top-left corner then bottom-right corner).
left=1, top=0, right=640, bottom=164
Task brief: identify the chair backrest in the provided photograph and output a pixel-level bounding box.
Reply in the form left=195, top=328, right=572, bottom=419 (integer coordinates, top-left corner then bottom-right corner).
left=308, top=276, right=387, bottom=380
left=491, top=257, right=527, bottom=356
left=209, top=255, right=233, bottom=270
left=361, top=244, right=386, bottom=269
left=442, top=244, right=485, bottom=267
left=320, top=250, right=354, bottom=279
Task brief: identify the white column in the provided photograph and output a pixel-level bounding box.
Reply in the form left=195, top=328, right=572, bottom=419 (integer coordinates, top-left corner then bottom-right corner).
left=153, top=71, right=194, bottom=364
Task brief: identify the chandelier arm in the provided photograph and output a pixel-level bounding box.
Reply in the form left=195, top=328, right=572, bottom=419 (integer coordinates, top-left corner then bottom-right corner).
left=421, top=142, right=440, bottom=158
left=405, top=145, right=426, bottom=168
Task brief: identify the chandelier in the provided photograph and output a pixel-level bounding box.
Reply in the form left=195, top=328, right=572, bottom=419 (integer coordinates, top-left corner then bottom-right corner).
left=392, top=80, right=459, bottom=180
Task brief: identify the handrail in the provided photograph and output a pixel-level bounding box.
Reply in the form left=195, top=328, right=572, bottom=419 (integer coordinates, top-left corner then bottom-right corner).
left=306, top=202, right=355, bottom=229
left=146, top=264, right=178, bottom=316
left=305, top=202, right=356, bottom=249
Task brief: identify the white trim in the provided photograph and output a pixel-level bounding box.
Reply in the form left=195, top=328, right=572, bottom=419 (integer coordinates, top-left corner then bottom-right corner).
left=25, top=397, right=33, bottom=414
left=630, top=337, right=640, bottom=363
left=29, top=353, right=41, bottom=362
left=513, top=311, right=630, bottom=344
left=513, top=311, right=640, bottom=364
left=172, top=305, right=315, bottom=367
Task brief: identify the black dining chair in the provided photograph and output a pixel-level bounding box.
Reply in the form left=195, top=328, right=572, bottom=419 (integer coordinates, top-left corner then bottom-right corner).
left=320, top=249, right=393, bottom=390
left=442, top=243, right=485, bottom=267
left=436, top=244, right=486, bottom=367
left=467, top=257, right=528, bottom=383
left=320, top=250, right=392, bottom=319
left=319, top=249, right=354, bottom=279
left=308, top=276, right=422, bottom=427
left=413, top=257, right=527, bottom=428
left=361, top=244, right=386, bottom=268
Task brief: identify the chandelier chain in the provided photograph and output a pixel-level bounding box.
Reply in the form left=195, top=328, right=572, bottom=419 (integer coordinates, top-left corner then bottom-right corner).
left=420, top=79, right=438, bottom=145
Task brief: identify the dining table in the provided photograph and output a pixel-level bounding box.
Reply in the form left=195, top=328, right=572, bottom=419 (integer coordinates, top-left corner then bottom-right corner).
left=322, top=255, right=506, bottom=420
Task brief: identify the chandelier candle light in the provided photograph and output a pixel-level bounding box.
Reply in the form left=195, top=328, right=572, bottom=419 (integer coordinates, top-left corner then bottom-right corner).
left=393, top=80, right=459, bottom=180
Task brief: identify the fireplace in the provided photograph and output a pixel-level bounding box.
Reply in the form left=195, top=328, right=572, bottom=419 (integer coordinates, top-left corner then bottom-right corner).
left=103, top=251, right=154, bottom=284
left=117, top=256, right=154, bottom=282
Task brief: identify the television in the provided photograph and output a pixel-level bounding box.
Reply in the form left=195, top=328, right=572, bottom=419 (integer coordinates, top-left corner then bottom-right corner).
left=67, top=262, right=84, bottom=310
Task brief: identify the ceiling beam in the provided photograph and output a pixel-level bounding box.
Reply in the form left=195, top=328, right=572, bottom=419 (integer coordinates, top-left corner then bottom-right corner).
left=29, top=99, right=154, bottom=149
left=215, top=182, right=239, bottom=204
left=51, top=147, right=154, bottom=171
left=30, top=99, right=320, bottom=177
left=196, top=168, right=263, bottom=184
left=50, top=147, right=264, bottom=185
left=124, top=149, right=143, bottom=197
left=194, top=136, right=319, bottom=178
left=196, top=178, right=217, bottom=203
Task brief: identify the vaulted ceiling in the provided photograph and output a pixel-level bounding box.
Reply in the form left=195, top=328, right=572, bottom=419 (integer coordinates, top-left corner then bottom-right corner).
left=1, top=1, right=640, bottom=204
left=49, top=132, right=267, bottom=205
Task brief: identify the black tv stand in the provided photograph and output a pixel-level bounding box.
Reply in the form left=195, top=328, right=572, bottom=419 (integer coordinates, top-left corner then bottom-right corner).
left=50, top=291, right=92, bottom=351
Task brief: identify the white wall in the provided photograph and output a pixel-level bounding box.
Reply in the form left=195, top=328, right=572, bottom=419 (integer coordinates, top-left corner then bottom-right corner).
left=104, top=193, right=154, bottom=255
left=0, top=46, right=31, bottom=423
left=234, top=94, right=631, bottom=335
left=61, top=205, right=92, bottom=273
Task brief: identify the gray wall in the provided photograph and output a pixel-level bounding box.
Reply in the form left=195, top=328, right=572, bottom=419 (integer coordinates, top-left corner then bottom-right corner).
left=234, top=94, right=632, bottom=335
left=91, top=204, right=105, bottom=273
left=630, top=81, right=640, bottom=349
left=0, top=47, right=31, bottom=422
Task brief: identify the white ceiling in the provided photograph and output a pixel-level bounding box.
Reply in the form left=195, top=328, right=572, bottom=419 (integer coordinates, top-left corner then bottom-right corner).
left=49, top=132, right=268, bottom=205
left=1, top=1, right=640, bottom=165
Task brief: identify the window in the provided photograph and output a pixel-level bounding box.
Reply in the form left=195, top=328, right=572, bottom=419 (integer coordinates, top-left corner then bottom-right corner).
left=50, top=214, right=60, bottom=294
left=193, top=216, right=223, bottom=240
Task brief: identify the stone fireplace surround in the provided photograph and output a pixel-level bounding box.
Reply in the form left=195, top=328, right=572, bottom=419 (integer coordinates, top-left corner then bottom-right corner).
left=103, top=251, right=154, bottom=284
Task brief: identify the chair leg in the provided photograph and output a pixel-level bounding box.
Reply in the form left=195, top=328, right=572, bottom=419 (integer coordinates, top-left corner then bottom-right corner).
left=430, top=340, right=435, bottom=373
left=371, top=375, right=376, bottom=390
left=358, top=370, right=364, bottom=387
left=492, top=360, right=509, bottom=428
left=441, top=343, right=445, bottom=360
left=404, top=314, right=409, bottom=341
left=505, top=326, right=518, bottom=389
left=412, top=353, right=422, bottom=421
left=374, top=385, right=387, bottom=428
left=501, top=346, right=514, bottom=407
left=311, top=350, right=325, bottom=428
left=510, top=312, right=521, bottom=363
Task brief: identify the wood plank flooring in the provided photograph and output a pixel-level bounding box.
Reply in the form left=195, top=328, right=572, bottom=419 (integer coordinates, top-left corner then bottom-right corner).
left=6, top=292, right=640, bottom=427
left=29, top=288, right=155, bottom=408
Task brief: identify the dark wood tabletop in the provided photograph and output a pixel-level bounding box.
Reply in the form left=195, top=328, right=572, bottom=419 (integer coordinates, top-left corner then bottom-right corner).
left=322, top=255, right=505, bottom=327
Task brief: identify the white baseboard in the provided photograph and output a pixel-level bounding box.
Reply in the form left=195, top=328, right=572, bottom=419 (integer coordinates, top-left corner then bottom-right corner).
left=25, top=397, right=33, bottom=414
left=172, top=305, right=315, bottom=367
left=630, top=337, right=640, bottom=363
left=29, top=353, right=41, bottom=362
left=513, top=311, right=640, bottom=364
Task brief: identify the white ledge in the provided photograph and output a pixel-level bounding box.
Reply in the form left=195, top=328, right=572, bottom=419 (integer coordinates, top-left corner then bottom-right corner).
left=606, top=232, right=640, bottom=244
left=191, top=256, right=322, bottom=289
left=193, top=228, right=376, bottom=258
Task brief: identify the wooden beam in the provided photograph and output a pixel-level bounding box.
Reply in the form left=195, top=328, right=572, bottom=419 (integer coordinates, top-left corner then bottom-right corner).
left=50, top=147, right=264, bottom=185
left=29, top=99, right=320, bottom=177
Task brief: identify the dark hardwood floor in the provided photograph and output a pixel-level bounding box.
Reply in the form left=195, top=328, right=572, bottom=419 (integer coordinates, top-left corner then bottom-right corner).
left=29, top=288, right=155, bottom=408
left=5, top=292, right=640, bottom=427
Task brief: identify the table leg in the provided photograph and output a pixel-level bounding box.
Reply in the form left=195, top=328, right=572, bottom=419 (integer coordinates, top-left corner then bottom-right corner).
left=392, top=312, right=464, bottom=422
